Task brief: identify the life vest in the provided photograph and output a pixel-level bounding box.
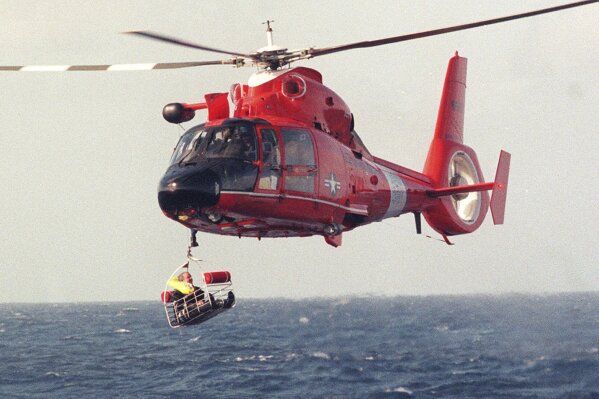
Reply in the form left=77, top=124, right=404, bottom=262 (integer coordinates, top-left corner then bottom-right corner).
left=166, top=277, right=195, bottom=295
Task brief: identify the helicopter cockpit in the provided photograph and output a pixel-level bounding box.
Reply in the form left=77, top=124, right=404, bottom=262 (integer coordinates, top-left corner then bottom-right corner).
left=159, top=120, right=263, bottom=213
left=170, top=122, right=258, bottom=167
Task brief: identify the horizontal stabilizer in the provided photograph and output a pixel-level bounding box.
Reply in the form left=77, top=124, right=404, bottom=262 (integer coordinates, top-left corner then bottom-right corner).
left=490, top=150, right=511, bottom=224
left=427, top=182, right=494, bottom=198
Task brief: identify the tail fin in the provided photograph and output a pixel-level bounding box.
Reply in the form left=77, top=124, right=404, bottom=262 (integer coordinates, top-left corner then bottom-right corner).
left=433, top=51, right=467, bottom=144
left=423, top=54, right=477, bottom=187
left=422, top=53, right=490, bottom=236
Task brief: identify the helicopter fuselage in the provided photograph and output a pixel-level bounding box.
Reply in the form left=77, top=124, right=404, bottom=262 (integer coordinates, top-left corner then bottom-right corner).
left=158, top=117, right=437, bottom=247
left=158, top=67, right=442, bottom=246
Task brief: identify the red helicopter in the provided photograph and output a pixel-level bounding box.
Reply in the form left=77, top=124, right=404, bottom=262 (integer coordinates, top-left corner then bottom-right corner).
left=155, top=48, right=509, bottom=248
left=3, top=1, right=595, bottom=249
left=151, top=21, right=510, bottom=247
left=152, top=20, right=515, bottom=248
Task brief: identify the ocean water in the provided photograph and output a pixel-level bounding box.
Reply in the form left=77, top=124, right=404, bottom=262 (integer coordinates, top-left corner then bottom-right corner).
left=1, top=294, right=598, bottom=398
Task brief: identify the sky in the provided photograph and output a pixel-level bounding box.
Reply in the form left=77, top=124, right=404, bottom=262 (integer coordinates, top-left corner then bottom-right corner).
left=1, top=1, right=598, bottom=303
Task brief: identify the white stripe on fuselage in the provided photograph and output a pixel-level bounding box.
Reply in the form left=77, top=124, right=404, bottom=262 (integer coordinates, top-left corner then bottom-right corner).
left=378, top=167, right=407, bottom=218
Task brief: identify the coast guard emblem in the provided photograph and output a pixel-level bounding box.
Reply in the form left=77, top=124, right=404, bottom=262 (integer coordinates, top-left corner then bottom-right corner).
left=324, top=173, right=342, bottom=195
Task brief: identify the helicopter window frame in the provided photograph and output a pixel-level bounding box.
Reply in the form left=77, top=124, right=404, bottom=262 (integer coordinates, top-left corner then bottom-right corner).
left=256, top=127, right=281, bottom=192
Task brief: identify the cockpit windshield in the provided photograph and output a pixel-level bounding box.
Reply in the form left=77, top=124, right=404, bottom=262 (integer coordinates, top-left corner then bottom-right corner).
left=169, top=126, right=209, bottom=165
left=169, top=123, right=258, bottom=166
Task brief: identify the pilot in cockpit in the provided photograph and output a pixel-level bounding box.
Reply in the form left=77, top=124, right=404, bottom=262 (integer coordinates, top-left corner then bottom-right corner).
left=223, top=129, right=255, bottom=160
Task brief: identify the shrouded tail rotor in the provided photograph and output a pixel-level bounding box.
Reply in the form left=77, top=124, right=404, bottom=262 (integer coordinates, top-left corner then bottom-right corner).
left=448, top=151, right=483, bottom=224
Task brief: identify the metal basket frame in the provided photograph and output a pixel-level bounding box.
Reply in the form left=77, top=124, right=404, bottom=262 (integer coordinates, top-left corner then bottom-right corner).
left=163, top=255, right=234, bottom=328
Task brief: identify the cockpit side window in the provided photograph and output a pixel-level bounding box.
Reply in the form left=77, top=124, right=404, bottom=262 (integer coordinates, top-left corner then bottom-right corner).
left=261, top=129, right=280, bottom=166
left=257, top=128, right=281, bottom=191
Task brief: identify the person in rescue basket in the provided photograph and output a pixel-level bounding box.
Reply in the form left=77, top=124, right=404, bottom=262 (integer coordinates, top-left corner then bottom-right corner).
left=167, top=271, right=207, bottom=322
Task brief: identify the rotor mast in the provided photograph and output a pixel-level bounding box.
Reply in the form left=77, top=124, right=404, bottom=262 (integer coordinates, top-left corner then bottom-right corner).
left=256, top=20, right=289, bottom=70
left=263, top=20, right=275, bottom=48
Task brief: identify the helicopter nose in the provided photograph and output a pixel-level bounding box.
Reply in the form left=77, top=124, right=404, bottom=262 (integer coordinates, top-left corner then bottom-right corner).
left=158, top=169, right=220, bottom=213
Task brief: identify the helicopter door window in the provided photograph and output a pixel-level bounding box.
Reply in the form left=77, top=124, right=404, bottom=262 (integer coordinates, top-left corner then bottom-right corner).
left=257, top=129, right=281, bottom=190
left=282, top=129, right=315, bottom=194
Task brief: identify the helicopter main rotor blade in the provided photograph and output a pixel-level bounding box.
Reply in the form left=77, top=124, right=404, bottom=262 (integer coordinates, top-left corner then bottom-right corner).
left=126, top=30, right=255, bottom=59
left=308, top=0, right=598, bottom=58
left=0, top=59, right=240, bottom=72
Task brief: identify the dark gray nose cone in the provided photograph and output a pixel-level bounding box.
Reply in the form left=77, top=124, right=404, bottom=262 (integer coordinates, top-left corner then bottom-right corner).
left=158, top=169, right=220, bottom=213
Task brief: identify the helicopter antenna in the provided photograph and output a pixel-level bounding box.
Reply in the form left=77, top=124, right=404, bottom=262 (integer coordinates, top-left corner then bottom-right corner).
left=262, top=20, right=275, bottom=48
